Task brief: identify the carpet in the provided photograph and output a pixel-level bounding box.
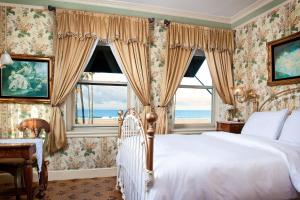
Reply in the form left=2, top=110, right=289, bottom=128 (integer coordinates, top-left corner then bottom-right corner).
left=0, top=177, right=123, bottom=200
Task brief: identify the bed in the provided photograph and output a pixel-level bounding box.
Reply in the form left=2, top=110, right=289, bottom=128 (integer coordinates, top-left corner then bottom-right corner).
left=116, top=87, right=300, bottom=200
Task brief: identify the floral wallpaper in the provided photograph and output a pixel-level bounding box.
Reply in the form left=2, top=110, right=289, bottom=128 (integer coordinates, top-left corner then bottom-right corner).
left=232, top=0, right=300, bottom=120
left=5, top=1, right=299, bottom=170
left=149, top=20, right=167, bottom=107
left=0, top=5, right=171, bottom=170
left=0, top=5, right=119, bottom=170
left=49, top=137, right=117, bottom=170
left=0, top=6, right=54, bottom=139
left=149, top=20, right=175, bottom=127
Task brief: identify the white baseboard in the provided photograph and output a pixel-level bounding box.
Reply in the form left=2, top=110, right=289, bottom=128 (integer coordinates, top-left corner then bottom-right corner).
left=48, top=167, right=117, bottom=181
left=0, top=167, right=117, bottom=183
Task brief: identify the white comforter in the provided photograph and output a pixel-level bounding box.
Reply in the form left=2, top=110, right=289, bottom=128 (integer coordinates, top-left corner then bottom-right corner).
left=117, top=132, right=300, bottom=200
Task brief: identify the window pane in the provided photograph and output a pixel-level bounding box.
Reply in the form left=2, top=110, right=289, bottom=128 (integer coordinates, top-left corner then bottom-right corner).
left=80, top=72, right=127, bottom=83
left=175, top=88, right=212, bottom=124
left=196, top=60, right=212, bottom=86
left=181, top=60, right=212, bottom=86
left=75, top=84, right=127, bottom=125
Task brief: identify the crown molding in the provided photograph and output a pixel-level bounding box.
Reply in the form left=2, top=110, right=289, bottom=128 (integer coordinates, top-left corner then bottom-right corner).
left=53, top=0, right=231, bottom=23
left=0, top=0, right=287, bottom=29
left=232, top=0, right=288, bottom=30
left=230, top=0, right=273, bottom=23
left=231, top=0, right=288, bottom=28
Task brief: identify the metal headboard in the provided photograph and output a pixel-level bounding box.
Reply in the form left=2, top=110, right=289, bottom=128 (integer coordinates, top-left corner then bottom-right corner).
left=258, top=87, right=300, bottom=112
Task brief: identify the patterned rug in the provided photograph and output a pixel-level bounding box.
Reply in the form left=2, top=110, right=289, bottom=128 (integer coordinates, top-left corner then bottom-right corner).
left=0, top=177, right=123, bottom=200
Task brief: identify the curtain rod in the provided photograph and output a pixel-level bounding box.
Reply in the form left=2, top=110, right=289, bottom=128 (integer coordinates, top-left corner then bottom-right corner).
left=47, top=5, right=170, bottom=26
left=148, top=18, right=155, bottom=23
left=164, top=19, right=171, bottom=26
left=48, top=5, right=56, bottom=11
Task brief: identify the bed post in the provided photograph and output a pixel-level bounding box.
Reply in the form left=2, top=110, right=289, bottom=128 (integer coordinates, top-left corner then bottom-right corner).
left=145, top=111, right=157, bottom=172
left=117, top=110, right=123, bottom=138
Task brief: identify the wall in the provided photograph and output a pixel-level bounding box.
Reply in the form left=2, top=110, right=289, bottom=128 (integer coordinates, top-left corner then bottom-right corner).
left=0, top=4, right=169, bottom=171
left=6, top=0, right=296, bottom=170
left=0, top=6, right=53, bottom=138
left=233, top=0, right=300, bottom=120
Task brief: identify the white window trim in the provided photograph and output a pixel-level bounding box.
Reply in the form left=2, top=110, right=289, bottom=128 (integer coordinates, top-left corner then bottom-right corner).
left=65, top=39, right=132, bottom=136
left=73, top=81, right=128, bottom=128
left=173, top=88, right=216, bottom=133
left=172, top=50, right=217, bottom=134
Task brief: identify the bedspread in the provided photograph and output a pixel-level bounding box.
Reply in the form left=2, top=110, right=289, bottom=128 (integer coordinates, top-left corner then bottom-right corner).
left=117, top=132, right=300, bottom=200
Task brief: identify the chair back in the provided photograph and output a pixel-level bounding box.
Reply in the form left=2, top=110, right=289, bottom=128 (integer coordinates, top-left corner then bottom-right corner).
left=18, top=118, right=50, bottom=138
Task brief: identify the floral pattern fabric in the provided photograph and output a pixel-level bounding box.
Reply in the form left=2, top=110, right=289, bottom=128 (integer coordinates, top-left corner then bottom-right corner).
left=232, top=0, right=300, bottom=120
left=0, top=6, right=170, bottom=170
left=4, top=1, right=300, bottom=170
left=0, top=6, right=119, bottom=170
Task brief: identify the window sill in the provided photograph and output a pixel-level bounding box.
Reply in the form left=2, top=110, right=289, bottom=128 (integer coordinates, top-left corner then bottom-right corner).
left=66, top=126, right=118, bottom=138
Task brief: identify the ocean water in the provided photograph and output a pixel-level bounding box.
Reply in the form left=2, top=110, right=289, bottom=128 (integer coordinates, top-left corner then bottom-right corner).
left=77, top=109, right=211, bottom=119
left=175, top=110, right=211, bottom=119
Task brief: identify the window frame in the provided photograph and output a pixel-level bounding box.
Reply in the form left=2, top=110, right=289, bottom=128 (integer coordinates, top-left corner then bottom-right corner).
left=173, top=52, right=216, bottom=133
left=65, top=40, right=131, bottom=134
left=73, top=80, right=129, bottom=128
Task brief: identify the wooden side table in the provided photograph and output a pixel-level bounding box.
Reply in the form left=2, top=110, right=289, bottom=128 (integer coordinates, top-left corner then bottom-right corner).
left=216, top=121, right=245, bottom=134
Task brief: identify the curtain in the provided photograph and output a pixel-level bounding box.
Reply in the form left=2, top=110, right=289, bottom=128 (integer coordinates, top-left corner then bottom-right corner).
left=205, top=50, right=234, bottom=105
left=47, top=9, right=150, bottom=153
left=47, top=36, right=96, bottom=154
left=56, top=9, right=148, bottom=45
left=168, top=22, right=235, bottom=52
left=113, top=41, right=151, bottom=128
left=156, top=22, right=235, bottom=134
left=168, top=22, right=235, bottom=105
left=156, top=47, right=194, bottom=134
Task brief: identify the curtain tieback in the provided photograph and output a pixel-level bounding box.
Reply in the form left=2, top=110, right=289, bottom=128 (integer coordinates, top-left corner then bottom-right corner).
left=158, top=105, right=168, bottom=111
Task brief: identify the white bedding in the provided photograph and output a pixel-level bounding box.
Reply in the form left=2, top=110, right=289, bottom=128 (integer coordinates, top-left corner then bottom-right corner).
left=117, top=132, right=300, bottom=200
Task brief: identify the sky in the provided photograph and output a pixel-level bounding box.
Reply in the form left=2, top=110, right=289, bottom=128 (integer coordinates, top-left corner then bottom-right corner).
left=176, top=60, right=213, bottom=110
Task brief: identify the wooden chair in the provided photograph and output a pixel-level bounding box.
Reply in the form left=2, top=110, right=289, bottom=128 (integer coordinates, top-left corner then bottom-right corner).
left=0, top=118, right=50, bottom=199
left=18, top=118, right=50, bottom=197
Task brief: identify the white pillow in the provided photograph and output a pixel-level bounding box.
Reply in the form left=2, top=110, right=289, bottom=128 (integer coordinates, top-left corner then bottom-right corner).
left=279, top=109, right=300, bottom=146
left=241, top=109, right=289, bottom=139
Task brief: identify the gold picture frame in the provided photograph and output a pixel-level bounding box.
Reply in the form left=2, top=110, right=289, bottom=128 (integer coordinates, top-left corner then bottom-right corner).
left=267, top=32, right=300, bottom=86
left=0, top=54, right=53, bottom=103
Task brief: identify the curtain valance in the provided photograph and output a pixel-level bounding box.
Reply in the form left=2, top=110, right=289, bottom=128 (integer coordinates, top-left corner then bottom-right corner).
left=168, top=22, right=235, bottom=52
left=56, top=9, right=149, bottom=45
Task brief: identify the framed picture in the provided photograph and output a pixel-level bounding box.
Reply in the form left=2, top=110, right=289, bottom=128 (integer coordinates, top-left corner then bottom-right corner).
left=267, top=32, right=300, bottom=86
left=0, top=55, right=53, bottom=103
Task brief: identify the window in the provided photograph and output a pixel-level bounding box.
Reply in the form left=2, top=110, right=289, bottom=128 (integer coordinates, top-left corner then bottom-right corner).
left=175, top=50, right=215, bottom=127
left=72, top=44, right=128, bottom=127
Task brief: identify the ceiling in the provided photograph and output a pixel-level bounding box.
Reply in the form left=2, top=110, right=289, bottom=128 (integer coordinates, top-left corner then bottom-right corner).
left=54, top=0, right=275, bottom=23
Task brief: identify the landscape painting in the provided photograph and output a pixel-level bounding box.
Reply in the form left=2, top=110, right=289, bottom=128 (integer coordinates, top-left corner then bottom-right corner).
left=268, top=32, right=300, bottom=86
left=0, top=55, right=52, bottom=103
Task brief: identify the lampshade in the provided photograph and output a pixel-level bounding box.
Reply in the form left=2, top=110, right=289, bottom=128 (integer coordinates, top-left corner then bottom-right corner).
left=232, top=86, right=246, bottom=103
left=0, top=50, right=13, bottom=65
